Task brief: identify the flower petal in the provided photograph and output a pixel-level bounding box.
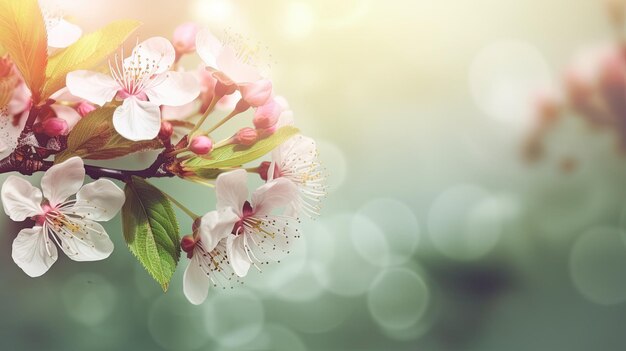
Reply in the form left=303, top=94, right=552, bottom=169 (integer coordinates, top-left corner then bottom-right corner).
left=12, top=226, right=57, bottom=277
left=146, top=71, right=200, bottom=106
left=73, top=179, right=125, bottom=221
left=51, top=104, right=81, bottom=130
left=55, top=220, right=114, bottom=261
left=198, top=208, right=239, bottom=252
left=1, top=176, right=43, bottom=221
left=251, top=178, right=298, bottom=216
left=196, top=28, right=223, bottom=68
left=112, top=96, right=161, bottom=141
left=215, top=169, right=249, bottom=214
left=66, top=70, right=119, bottom=106
left=47, top=18, right=82, bottom=48
left=125, top=37, right=175, bottom=74
left=41, top=156, right=85, bottom=206
left=226, top=234, right=251, bottom=277
left=183, top=255, right=210, bottom=305
left=217, top=46, right=261, bottom=83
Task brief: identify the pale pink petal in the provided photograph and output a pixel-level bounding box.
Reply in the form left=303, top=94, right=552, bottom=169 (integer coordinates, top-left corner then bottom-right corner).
left=1, top=176, right=42, bottom=221
left=55, top=220, right=114, bottom=261
left=51, top=104, right=81, bottom=130
left=183, top=255, right=210, bottom=305
left=40, top=156, right=85, bottom=206
left=47, top=18, right=82, bottom=48
left=198, top=208, right=239, bottom=252
left=146, top=71, right=200, bottom=106
left=73, top=179, right=125, bottom=221
left=217, top=46, right=261, bottom=83
left=49, top=87, right=81, bottom=103
left=196, top=28, right=223, bottom=68
left=226, top=235, right=251, bottom=277
left=240, top=79, right=272, bottom=107
left=12, top=226, right=57, bottom=277
left=215, top=169, right=249, bottom=215
left=162, top=100, right=201, bottom=121
left=112, top=96, right=161, bottom=141
left=251, top=178, right=298, bottom=216
left=216, top=90, right=241, bottom=111
left=8, top=82, right=31, bottom=116
left=126, top=37, right=175, bottom=74
left=66, top=70, right=119, bottom=106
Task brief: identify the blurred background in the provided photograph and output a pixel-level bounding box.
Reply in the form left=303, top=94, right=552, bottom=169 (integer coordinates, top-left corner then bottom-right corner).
left=3, top=0, right=626, bottom=350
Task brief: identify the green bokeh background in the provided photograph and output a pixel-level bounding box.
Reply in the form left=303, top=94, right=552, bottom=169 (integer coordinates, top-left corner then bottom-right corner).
left=2, top=0, right=626, bottom=350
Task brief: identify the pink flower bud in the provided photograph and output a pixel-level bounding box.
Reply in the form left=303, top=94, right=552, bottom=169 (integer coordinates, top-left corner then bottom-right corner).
left=236, top=127, right=258, bottom=146
left=76, top=101, right=96, bottom=117
left=240, top=79, right=272, bottom=107
left=181, top=235, right=196, bottom=258
left=254, top=98, right=283, bottom=129
left=159, top=120, right=174, bottom=139
left=41, top=117, right=68, bottom=137
left=173, top=22, right=200, bottom=55
left=257, top=125, right=277, bottom=138
left=189, top=135, right=213, bottom=155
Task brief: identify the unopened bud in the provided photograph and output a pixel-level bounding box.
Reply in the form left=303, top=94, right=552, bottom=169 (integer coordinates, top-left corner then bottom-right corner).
left=236, top=127, right=258, bottom=146
left=257, top=125, right=277, bottom=138
left=189, top=135, right=213, bottom=155
left=159, top=120, right=174, bottom=139
left=240, top=79, right=272, bottom=107
left=76, top=101, right=96, bottom=117
left=41, top=117, right=68, bottom=137
left=173, top=22, right=200, bottom=55
left=181, top=235, right=196, bottom=258
left=254, top=98, right=282, bottom=129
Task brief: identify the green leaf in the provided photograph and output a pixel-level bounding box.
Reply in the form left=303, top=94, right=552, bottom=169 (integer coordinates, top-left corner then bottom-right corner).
left=42, top=19, right=141, bottom=99
left=183, top=126, right=299, bottom=171
left=122, top=177, right=180, bottom=291
left=55, top=106, right=162, bottom=163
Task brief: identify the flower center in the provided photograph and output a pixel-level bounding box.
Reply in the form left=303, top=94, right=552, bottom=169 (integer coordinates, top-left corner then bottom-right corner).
left=232, top=201, right=254, bottom=235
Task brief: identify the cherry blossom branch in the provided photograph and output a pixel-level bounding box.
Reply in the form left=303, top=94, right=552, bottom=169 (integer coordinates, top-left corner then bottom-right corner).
left=0, top=150, right=176, bottom=182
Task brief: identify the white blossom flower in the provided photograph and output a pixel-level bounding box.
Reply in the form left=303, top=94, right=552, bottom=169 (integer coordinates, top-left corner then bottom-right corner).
left=66, top=37, right=200, bottom=141
left=213, top=169, right=300, bottom=277
left=264, top=135, right=326, bottom=217
left=181, top=210, right=240, bottom=305
left=0, top=157, right=125, bottom=277
left=195, top=29, right=272, bottom=106
left=44, top=10, right=82, bottom=48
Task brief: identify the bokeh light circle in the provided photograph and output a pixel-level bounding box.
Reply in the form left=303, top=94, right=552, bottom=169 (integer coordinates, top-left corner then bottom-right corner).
left=217, top=324, right=307, bottom=351
left=148, top=293, right=209, bottom=350
left=469, top=40, right=553, bottom=131
left=570, top=227, right=626, bottom=305
left=203, top=290, right=265, bottom=347
left=367, top=267, right=430, bottom=330
left=316, top=214, right=382, bottom=296
left=428, top=185, right=503, bottom=260
left=316, top=139, right=347, bottom=193
left=61, top=273, right=118, bottom=326
left=355, top=198, right=420, bottom=266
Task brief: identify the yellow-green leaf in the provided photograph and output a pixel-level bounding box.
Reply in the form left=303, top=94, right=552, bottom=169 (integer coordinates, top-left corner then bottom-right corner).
left=0, top=0, right=48, bottom=103
left=42, top=19, right=141, bottom=99
left=123, top=177, right=180, bottom=291
left=183, top=126, right=300, bottom=170
left=55, top=106, right=162, bottom=163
